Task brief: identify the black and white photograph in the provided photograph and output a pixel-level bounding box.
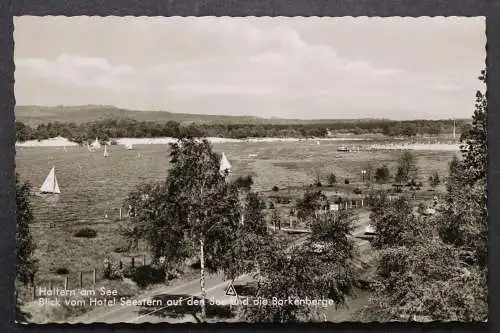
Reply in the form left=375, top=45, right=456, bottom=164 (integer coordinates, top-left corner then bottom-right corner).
left=13, top=16, right=487, bottom=324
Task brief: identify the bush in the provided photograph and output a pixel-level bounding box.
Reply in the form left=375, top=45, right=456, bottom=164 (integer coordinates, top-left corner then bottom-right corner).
left=110, top=140, right=118, bottom=145
left=375, top=165, right=391, bottom=183
left=275, top=196, right=291, bottom=204
left=53, top=267, right=69, bottom=275
left=344, top=179, right=350, bottom=185
left=268, top=202, right=275, bottom=209
left=327, top=173, right=337, bottom=186
left=234, top=175, right=254, bottom=190
left=113, top=245, right=129, bottom=253
left=315, top=181, right=323, bottom=187
left=353, top=188, right=363, bottom=195
left=272, top=185, right=279, bottom=192
left=103, top=261, right=124, bottom=281
left=74, top=227, right=97, bottom=238
left=131, top=266, right=166, bottom=288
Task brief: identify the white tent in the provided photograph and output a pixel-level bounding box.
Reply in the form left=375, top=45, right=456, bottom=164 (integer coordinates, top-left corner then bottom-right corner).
left=91, top=138, right=101, bottom=150
left=40, top=166, right=61, bottom=194
left=220, top=152, right=232, bottom=175
left=104, top=145, right=109, bottom=157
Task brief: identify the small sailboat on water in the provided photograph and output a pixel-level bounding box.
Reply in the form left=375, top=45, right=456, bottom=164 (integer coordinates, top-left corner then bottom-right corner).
left=39, top=166, right=61, bottom=195
left=91, top=138, right=101, bottom=150
left=219, top=152, right=232, bottom=176
left=104, top=145, right=109, bottom=158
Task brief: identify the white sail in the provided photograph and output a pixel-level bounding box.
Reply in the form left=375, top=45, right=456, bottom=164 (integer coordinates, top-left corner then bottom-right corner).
left=126, top=143, right=134, bottom=150
left=91, top=138, right=101, bottom=149
left=40, top=166, right=61, bottom=194
left=104, top=145, right=109, bottom=157
left=220, top=152, right=232, bottom=175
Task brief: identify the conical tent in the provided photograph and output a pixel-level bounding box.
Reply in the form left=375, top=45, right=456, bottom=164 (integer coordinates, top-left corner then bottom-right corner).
left=220, top=152, right=232, bottom=175
left=40, top=166, right=61, bottom=194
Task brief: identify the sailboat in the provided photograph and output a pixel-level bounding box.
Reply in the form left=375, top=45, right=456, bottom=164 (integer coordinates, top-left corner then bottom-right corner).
left=220, top=152, right=232, bottom=176
left=40, top=166, right=61, bottom=194
left=91, top=138, right=101, bottom=150
left=104, top=145, right=109, bottom=158
left=125, top=143, right=134, bottom=150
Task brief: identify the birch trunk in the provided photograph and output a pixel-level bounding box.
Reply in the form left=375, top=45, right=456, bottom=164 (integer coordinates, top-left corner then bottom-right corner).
left=199, top=238, right=207, bottom=321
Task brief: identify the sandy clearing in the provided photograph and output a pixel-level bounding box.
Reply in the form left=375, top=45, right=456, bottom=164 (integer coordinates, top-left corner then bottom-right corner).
left=365, top=143, right=460, bottom=151
left=16, top=136, right=460, bottom=151
left=16, top=136, right=79, bottom=147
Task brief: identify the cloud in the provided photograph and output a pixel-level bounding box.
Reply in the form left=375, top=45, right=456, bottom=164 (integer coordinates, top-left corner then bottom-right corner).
left=13, top=17, right=483, bottom=119
left=430, top=83, right=463, bottom=92
left=16, top=53, right=136, bottom=90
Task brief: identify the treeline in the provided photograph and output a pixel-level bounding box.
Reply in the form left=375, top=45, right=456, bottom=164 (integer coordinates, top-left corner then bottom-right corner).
left=16, top=117, right=469, bottom=143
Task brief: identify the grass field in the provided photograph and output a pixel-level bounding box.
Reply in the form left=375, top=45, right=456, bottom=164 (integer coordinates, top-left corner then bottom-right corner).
left=15, top=138, right=458, bottom=306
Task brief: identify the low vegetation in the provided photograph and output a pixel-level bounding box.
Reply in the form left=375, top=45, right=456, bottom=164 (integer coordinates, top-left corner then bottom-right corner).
left=73, top=228, right=98, bottom=238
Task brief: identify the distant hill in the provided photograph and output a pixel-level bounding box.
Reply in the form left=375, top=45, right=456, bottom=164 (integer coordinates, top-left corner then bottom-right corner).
left=15, top=105, right=385, bottom=126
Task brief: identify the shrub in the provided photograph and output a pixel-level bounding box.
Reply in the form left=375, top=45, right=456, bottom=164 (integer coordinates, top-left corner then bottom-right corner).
left=268, top=201, right=275, bottom=209
left=276, top=196, right=291, bottom=204
left=131, top=266, right=166, bottom=288
left=327, top=173, right=337, bottom=186
left=113, top=245, right=129, bottom=253
left=74, top=227, right=97, bottom=238
left=103, top=261, right=124, bottom=281
left=375, top=165, right=391, bottom=183
left=110, top=140, right=118, bottom=145
left=353, top=188, right=363, bottom=195
left=272, top=185, right=279, bottom=192
left=234, top=175, right=254, bottom=190
left=53, top=267, right=69, bottom=275
left=344, top=179, right=350, bottom=185
left=315, top=181, right=323, bottom=187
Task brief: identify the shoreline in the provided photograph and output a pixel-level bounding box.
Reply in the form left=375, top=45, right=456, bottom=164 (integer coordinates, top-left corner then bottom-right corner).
left=15, top=136, right=460, bottom=151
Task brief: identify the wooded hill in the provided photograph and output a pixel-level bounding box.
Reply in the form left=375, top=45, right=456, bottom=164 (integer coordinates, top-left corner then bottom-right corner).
left=15, top=105, right=471, bottom=143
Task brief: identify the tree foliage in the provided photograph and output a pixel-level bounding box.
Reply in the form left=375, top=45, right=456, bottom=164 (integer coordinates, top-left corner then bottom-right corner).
left=460, top=69, right=487, bottom=184
left=327, top=172, right=337, bottom=186
left=245, top=211, right=358, bottom=322
left=394, top=151, right=419, bottom=183
left=233, top=175, right=254, bottom=191
left=16, top=173, right=37, bottom=285
left=16, top=118, right=468, bottom=143
left=429, top=172, right=441, bottom=189
left=368, top=70, right=488, bottom=322
left=374, top=165, right=390, bottom=183
left=295, top=190, right=327, bottom=222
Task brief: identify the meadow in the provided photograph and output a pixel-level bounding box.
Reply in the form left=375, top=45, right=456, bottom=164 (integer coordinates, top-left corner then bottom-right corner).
left=15, top=138, right=459, bottom=308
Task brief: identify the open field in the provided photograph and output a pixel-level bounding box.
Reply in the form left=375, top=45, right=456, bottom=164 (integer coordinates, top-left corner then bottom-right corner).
left=15, top=138, right=458, bottom=309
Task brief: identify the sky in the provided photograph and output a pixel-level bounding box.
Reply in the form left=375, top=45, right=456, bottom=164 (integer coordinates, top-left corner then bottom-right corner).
left=14, top=16, right=485, bottom=120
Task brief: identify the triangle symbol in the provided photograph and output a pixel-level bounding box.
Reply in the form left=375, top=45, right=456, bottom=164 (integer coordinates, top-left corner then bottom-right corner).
left=225, top=283, right=237, bottom=297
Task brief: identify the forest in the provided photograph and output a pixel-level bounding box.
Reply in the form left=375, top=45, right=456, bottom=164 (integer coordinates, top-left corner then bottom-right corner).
left=16, top=117, right=470, bottom=143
